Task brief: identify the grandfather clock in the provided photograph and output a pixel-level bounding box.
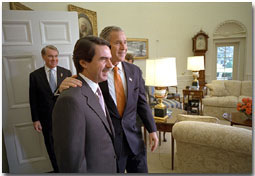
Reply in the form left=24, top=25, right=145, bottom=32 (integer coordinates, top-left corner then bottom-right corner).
left=192, top=30, right=209, bottom=89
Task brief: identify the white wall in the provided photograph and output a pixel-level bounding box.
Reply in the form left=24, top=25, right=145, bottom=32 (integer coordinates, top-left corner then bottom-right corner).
left=3, top=2, right=252, bottom=89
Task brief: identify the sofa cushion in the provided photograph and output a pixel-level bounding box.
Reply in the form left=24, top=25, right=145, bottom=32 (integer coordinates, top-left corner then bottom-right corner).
left=203, top=96, right=238, bottom=108
left=241, top=81, right=252, bottom=96
left=177, top=114, right=219, bottom=123
left=224, top=80, right=241, bottom=97
left=206, top=83, right=229, bottom=97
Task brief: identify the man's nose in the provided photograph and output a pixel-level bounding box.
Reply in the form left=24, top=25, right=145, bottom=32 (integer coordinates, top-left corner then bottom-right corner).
left=106, top=58, right=113, bottom=68
left=120, top=43, right=127, bottom=50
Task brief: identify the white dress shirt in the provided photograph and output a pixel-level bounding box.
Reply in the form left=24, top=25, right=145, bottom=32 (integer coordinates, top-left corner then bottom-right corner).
left=79, top=73, right=99, bottom=95
left=107, top=62, right=127, bottom=106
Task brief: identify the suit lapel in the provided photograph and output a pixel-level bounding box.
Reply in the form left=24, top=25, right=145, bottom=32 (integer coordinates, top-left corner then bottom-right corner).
left=80, top=77, right=113, bottom=136
left=99, top=81, right=120, bottom=118
left=38, top=67, right=53, bottom=93
left=122, top=62, right=135, bottom=117
left=56, top=66, right=65, bottom=88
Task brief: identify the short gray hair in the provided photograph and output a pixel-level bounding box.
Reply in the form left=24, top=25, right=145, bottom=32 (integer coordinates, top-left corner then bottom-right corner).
left=99, top=26, right=123, bottom=42
left=41, top=45, right=59, bottom=56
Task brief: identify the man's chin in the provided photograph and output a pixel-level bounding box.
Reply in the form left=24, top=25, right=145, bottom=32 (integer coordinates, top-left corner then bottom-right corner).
left=117, top=56, right=125, bottom=62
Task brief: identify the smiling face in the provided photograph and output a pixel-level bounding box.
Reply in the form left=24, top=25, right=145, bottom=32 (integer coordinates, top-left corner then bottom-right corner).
left=108, top=30, right=127, bottom=65
left=80, top=45, right=112, bottom=83
left=42, top=48, right=59, bottom=69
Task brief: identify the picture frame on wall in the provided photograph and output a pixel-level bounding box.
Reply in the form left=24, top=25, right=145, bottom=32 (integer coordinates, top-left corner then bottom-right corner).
left=10, top=2, right=32, bottom=10
left=127, top=38, right=148, bottom=59
left=68, top=4, right=98, bottom=38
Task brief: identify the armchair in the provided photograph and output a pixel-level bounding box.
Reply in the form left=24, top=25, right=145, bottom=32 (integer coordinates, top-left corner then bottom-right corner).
left=173, top=121, right=252, bottom=173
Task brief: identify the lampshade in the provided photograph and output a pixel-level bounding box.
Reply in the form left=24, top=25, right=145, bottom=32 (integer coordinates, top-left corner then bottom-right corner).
left=187, top=56, right=205, bottom=71
left=146, top=57, right=177, bottom=87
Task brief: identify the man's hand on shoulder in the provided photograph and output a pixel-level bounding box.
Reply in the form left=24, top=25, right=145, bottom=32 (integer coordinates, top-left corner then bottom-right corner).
left=59, top=75, right=82, bottom=93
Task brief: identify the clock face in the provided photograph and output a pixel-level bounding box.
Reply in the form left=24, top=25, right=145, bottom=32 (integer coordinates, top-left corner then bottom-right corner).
left=196, top=35, right=206, bottom=50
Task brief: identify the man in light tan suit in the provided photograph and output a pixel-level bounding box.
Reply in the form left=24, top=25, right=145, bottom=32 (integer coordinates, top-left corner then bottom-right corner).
left=52, top=36, right=116, bottom=173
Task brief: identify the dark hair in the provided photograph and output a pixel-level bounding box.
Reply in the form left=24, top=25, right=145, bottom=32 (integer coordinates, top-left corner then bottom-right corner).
left=99, top=26, right=123, bottom=42
left=125, top=53, right=134, bottom=63
left=73, top=35, right=110, bottom=73
left=41, top=45, right=59, bottom=56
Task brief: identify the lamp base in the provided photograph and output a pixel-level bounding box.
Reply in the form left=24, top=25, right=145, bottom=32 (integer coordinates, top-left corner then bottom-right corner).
left=154, top=108, right=167, bottom=117
left=191, top=80, right=199, bottom=90
left=191, top=71, right=199, bottom=89
left=154, top=99, right=167, bottom=117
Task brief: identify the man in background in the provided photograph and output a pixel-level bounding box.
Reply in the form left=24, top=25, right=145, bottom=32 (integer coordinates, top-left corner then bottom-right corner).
left=29, top=45, right=72, bottom=173
left=52, top=36, right=116, bottom=173
left=125, top=53, right=134, bottom=64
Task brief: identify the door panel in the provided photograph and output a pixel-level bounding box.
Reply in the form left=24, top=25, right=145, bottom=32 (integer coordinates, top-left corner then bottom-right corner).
left=2, top=10, right=79, bottom=173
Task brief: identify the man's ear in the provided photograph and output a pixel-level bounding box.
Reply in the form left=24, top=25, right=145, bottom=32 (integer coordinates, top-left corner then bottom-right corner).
left=79, top=60, right=88, bottom=69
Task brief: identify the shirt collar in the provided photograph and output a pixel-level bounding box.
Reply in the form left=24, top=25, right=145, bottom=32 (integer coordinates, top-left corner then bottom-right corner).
left=45, top=65, right=57, bottom=72
left=79, top=73, right=99, bottom=94
left=112, top=62, right=123, bottom=72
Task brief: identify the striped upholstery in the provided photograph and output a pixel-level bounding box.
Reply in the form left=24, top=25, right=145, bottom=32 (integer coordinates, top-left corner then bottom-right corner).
left=145, top=86, right=182, bottom=109
left=163, top=98, right=182, bottom=109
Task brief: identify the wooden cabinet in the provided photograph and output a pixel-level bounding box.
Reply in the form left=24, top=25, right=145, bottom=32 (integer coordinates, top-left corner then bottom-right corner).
left=183, top=89, right=204, bottom=115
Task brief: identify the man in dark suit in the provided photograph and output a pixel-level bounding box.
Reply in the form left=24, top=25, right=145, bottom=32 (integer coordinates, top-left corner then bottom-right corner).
left=99, top=26, right=158, bottom=173
left=52, top=36, right=116, bottom=173
left=59, top=26, right=159, bottom=173
left=29, top=45, right=72, bottom=173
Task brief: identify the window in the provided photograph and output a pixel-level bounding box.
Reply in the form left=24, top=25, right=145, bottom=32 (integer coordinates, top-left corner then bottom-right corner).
left=216, top=46, right=234, bottom=80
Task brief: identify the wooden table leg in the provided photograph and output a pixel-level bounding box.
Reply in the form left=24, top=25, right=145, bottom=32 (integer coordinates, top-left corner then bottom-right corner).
left=171, top=133, right=174, bottom=170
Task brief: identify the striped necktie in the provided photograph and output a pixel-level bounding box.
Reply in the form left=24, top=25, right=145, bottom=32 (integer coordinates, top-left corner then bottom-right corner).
left=113, top=66, right=126, bottom=117
left=49, top=69, right=56, bottom=93
left=96, top=87, right=106, bottom=116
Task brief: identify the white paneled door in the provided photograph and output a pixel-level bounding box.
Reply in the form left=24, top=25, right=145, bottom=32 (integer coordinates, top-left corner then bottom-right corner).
left=2, top=10, right=79, bottom=173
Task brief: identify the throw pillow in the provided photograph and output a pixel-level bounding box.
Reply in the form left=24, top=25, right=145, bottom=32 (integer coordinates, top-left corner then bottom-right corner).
left=206, top=84, right=229, bottom=97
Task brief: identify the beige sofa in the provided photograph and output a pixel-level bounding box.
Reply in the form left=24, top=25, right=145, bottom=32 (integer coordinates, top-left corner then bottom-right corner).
left=173, top=121, right=252, bottom=173
left=202, top=80, right=252, bottom=120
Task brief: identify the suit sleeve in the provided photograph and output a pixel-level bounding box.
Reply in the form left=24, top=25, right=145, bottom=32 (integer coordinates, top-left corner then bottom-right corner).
left=52, top=94, right=87, bottom=173
left=29, top=73, right=39, bottom=122
left=136, top=68, right=157, bottom=133
left=67, top=69, right=72, bottom=77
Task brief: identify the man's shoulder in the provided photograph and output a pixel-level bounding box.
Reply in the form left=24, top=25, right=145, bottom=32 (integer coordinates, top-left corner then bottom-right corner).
left=30, top=67, right=44, bottom=75
left=61, top=86, right=80, bottom=97
left=122, top=61, right=140, bottom=72
left=57, top=66, right=71, bottom=72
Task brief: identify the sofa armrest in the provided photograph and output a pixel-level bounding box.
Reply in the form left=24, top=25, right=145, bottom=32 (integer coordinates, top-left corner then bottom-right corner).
left=173, top=121, right=252, bottom=155
left=177, top=114, right=219, bottom=123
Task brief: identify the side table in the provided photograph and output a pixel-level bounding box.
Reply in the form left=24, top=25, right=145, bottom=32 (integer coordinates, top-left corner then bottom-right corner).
left=183, top=88, right=204, bottom=115
left=224, top=112, right=252, bottom=127
left=143, top=108, right=186, bottom=170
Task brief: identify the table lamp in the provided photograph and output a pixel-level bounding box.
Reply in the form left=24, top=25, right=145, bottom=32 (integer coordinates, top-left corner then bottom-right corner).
left=187, top=56, right=204, bottom=89
left=146, top=57, right=177, bottom=118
